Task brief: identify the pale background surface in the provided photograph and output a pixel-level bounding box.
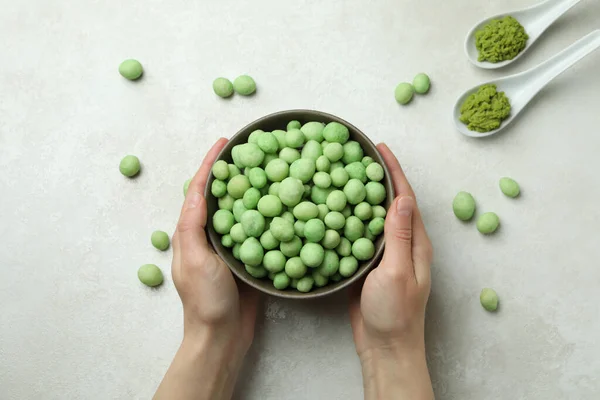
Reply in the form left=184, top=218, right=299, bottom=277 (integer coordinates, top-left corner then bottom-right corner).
left=1, top=0, right=599, bottom=399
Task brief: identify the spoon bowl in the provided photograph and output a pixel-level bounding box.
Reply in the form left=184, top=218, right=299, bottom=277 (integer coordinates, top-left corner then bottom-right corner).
left=455, top=30, right=600, bottom=138
left=465, top=0, right=581, bottom=69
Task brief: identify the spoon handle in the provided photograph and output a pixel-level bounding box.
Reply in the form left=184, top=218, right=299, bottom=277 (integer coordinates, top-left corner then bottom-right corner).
left=521, top=30, right=600, bottom=103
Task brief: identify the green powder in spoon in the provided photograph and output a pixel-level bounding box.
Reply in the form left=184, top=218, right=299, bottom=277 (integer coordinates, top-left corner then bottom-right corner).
left=475, top=16, right=529, bottom=63
left=459, top=84, right=511, bottom=133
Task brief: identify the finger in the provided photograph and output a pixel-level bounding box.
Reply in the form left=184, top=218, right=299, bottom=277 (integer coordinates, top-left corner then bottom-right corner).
left=348, top=278, right=364, bottom=333
left=380, top=196, right=415, bottom=280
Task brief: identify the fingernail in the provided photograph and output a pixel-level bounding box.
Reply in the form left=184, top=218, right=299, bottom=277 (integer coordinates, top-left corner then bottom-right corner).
left=186, top=192, right=202, bottom=209
left=396, top=196, right=414, bottom=216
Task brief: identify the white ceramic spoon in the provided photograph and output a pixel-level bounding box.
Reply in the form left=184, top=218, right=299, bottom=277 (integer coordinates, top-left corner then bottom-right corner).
left=454, top=30, right=600, bottom=138
left=465, top=0, right=582, bottom=69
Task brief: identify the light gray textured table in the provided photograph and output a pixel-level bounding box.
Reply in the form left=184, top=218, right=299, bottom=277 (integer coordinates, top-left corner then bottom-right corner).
left=2, top=0, right=599, bottom=399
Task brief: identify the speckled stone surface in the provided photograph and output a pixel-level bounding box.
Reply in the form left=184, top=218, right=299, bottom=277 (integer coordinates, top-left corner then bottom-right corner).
left=1, top=0, right=599, bottom=399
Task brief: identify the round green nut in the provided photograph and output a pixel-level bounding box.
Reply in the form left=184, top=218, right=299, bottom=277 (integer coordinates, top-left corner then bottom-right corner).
left=265, top=159, right=289, bottom=182
left=257, top=132, right=279, bottom=154
left=452, top=191, right=476, bottom=221
left=365, top=182, right=386, bottom=205
left=257, top=195, right=283, bottom=217
left=324, top=143, right=344, bottom=162
left=366, top=162, right=384, bottom=182
left=285, top=129, right=305, bottom=148
left=289, top=158, right=316, bottom=183
left=260, top=230, right=280, bottom=250
left=285, top=257, right=307, bottom=279
left=342, top=141, right=364, bottom=164
left=228, top=164, right=241, bottom=178
left=339, top=256, right=359, bottom=277
left=248, top=168, right=267, bottom=189
left=345, top=162, right=367, bottom=183
left=272, top=130, right=287, bottom=150
left=247, top=130, right=263, bottom=144
left=287, top=120, right=301, bottom=130
left=300, top=122, right=325, bottom=142
left=213, top=209, right=235, bottom=234
left=326, top=190, right=347, bottom=212
left=322, top=122, right=350, bottom=144
left=296, top=276, right=315, bottom=293
left=241, top=209, right=266, bottom=237
left=270, top=217, right=295, bottom=242
left=317, top=204, right=329, bottom=220
left=321, top=230, right=341, bottom=250
left=372, top=205, right=387, bottom=219
left=221, top=234, right=234, bottom=248
left=395, top=82, right=414, bottom=105
left=233, top=200, right=247, bottom=221
left=242, top=188, right=261, bottom=209
left=263, top=250, right=286, bottom=273
left=293, top=201, right=319, bottom=221
left=352, top=238, right=375, bottom=261
left=477, top=212, right=500, bottom=234
left=268, top=182, right=281, bottom=196
left=119, top=155, right=141, bottom=177
left=324, top=211, right=346, bottom=230
left=330, top=168, right=349, bottom=188
left=239, top=237, right=264, bottom=267
left=238, top=143, right=265, bottom=168
left=281, top=235, right=302, bottom=257
left=362, top=156, right=374, bottom=166
left=227, top=175, right=251, bottom=199
left=336, top=237, right=352, bottom=257
left=311, top=186, right=333, bottom=205
left=233, top=75, right=256, bottom=95
left=354, top=202, right=373, bottom=220
left=300, top=243, right=325, bottom=267
left=279, top=148, right=301, bottom=164
left=304, top=218, right=326, bottom=243
left=230, top=223, right=248, bottom=243
left=412, top=73, right=431, bottom=94
left=232, top=243, right=241, bottom=259
left=273, top=272, right=291, bottom=290
left=301, top=140, right=323, bottom=161
left=344, top=216, right=365, bottom=242
left=245, top=264, right=268, bottom=278
left=343, top=179, right=367, bottom=205
left=279, top=177, right=305, bottom=207
left=480, top=288, right=499, bottom=312
left=151, top=231, right=170, bottom=251
left=138, top=264, right=163, bottom=287
left=211, top=180, right=227, bottom=197
left=119, top=59, right=143, bottom=80
left=212, top=77, right=234, bottom=98
left=312, top=270, right=329, bottom=288
left=368, top=217, right=385, bottom=236
left=294, top=220, right=306, bottom=238
left=499, top=177, right=520, bottom=198
left=316, top=155, right=330, bottom=172
left=211, top=160, right=229, bottom=180
left=317, top=250, right=340, bottom=277
left=218, top=194, right=235, bottom=211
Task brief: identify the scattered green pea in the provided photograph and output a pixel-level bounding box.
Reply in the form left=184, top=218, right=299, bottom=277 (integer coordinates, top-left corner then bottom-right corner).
left=138, top=264, right=163, bottom=287
left=300, top=122, right=325, bottom=142
left=286, top=129, right=305, bottom=148
left=499, top=177, right=520, bottom=198
left=119, top=155, right=141, bottom=177
left=342, top=141, right=364, bottom=164
left=151, top=231, right=170, bottom=251
left=119, top=59, right=143, bottom=80
left=372, top=205, right=387, bottom=219
left=453, top=191, right=476, bottom=221
left=260, top=230, right=280, bottom=250
left=245, top=264, right=268, bottom=278
left=354, top=202, right=373, bottom=221
left=233, top=75, right=256, bottom=96
left=395, top=82, right=414, bottom=105
left=270, top=217, right=295, bottom=242
left=412, top=73, right=431, bottom=94
left=316, top=155, right=331, bottom=172
left=477, top=212, right=500, bottom=234
left=336, top=237, right=352, bottom=257
left=480, top=288, right=499, bottom=311
left=213, top=77, right=234, bottom=98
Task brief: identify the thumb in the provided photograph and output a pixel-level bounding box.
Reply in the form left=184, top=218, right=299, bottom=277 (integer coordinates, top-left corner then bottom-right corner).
left=177, top=191, right=209, bottom=252
left=382, top=196, right=415, bottom=272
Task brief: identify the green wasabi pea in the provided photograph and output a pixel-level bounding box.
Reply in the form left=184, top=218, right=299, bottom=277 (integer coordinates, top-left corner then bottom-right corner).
left=119, top=155, right=141, bottom=177
left=119, top=59, right=143, bottom=80
left=293, top=201, right=319, bottom=221
left=313, top=172, right=332, bottom=189
left=363, top=226, right=376, bottom=241
left=342, top=141, right=364, bottom=164
left=227, top=175, right=251, bottom=199
left=240, top=237, right=264, bottom=267
left=279, top=177, right=305, bottom=207
left=233, top=75, right=256, bottom=96
left=412, top=73, right=431, bottom=94
left=230, top=223, right=248, bottom=243
left=279, top=148, right=301, bottom=165
left=343, top=179, right=367, bottom=205
left=312, top=270, right=329, bottom=287
left=151, top=231, right=170, bottom=251
left=301, top=140, right=323, bottom=161
left=316, top=155, right=331, bottom=172
left=270, top=217, right=295, bottom=242
left=212, top=160, right=230, bottom=180
left=352, top=238, right=375, bottom=261
left=213, top=209, right=235, bottom=234
left=211, top=179, right=227, bottom=197
left=321, top=230, right=341, bottom=250
left=228, top=164, right=241, bottom=178
left=361, top=156, right=374, bottom=166
left=281, top=211, right=295, bottom=224
left=272, top=130, right=287, bottom=150
left=285, top=257, right=307, bottom=279
left=366, top=162, right=384, bottom=182
left=317, top=204, right=329, bottom=220
left=330, top=168, right=349, bottom=188
left=138, top=264, right=163, bottom=287
left=232, top=243, right=241, bottom=259
left=289, top=158, right=316, bottom=183
left=287, top=120, right=301, bottom=130
left=281, top=235, right=302, bottom=257
left=263, top=250, right=286, bottom=273
left=324, top=211, right=346, bottom=230
left=339, top=256, right=359, bottom=277
left=238, top=143, right=265, bottom=168
left=300, top=243, right=325, bottom=267
left=257, top=195, right=283, bottom=217
left=248, top=130, right=263, bottom=144
left=290, top=278, right=299, bottom=289
left=218, top=194, right=235, bottom=211
left=317, top=250, right=340, bottom=277
left=304, top=218, right=326, bottom=243
left=294, top=220, right=306, bottom=238
left=268, top=182, right=281, bottom=196
left=310, top=186, right=333, bottom=205
left=260, top=230, right=280, bottom=250
left=480, top=288, right=499, bottom=311
left=325, top=190, right=347, bottom=212
left=345, top=162, right=367, bottom=183
left=477, top=212, right=500, bottom=234
left=395, top=83, right=414, bottom=105
left=452, top=191, right=476, bottom=221
left=372, top=205, right=387, bottom=219
left=296, top=276, right=315, bottom=293
left=344, top=216, right=364, bottom=242
left=245, top=264, right=268, bottom=278
left=273, top=272, right=291, bottom=290
left=499, top=177, right=520, bottom=198
left=354, top=202, right=373, bottom=221
left=241, top=209, right=266, bottom=237
left=324, top=143, right=344, bottom=162
left=257, top=132, right=279, bottom=154
left=336, top=237, right=352, bottom=257
left=341, top=205, right=352, bottom=218
left=330, top=161, right=344, bottom=171
left=301, top=122, right=325, bottom=142
left=221, top=234, right=234, bottom=248
left=322, top=122, right=350, bottom=144
left=262, top=153, right=278, bottom=169
left=365, top=182, right=386, bottom=205
left=368, top=217, right=385, bottom=236
left=248, top=168, right=267, bottom=189
left=242, top=187, right=261, bottom=209
left=212, top=77, right=234, bottom=98
left=265, top=158, right=289, bottom=182
left=285, top=129, right=305, bottom=148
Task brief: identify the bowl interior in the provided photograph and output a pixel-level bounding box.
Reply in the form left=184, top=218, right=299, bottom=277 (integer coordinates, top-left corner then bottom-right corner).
left=205, top=109, right=395, bottom=299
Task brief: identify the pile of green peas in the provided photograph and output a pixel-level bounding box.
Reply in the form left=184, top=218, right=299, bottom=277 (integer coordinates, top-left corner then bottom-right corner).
left=210, top=120, right=388, bottom=293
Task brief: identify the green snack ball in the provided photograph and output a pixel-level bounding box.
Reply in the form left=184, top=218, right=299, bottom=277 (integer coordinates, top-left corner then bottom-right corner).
left=281, top=211, right=295, bottom=224
left=312, top=270, right=329, bottom=288
left=245, top=264, right=268, bottom=278
left=242, top=187, right=261, bottom=209
left=221, top=234, right=234, bottom=248
left=301, top=121, right=325, bottom=142
left=294, top=220, right=306, bottom=238
left=354, top=202, right=373, bottom=220
left=293, top=201, right=319, bottom=221
left=268, top=271, right=276, bottom=281
left=281, top=235, right=302, bottom=257
left=368, top=217, right=385, bottom=236
left=151, top=231, right=170, bottom=251
left=372, top=205, right=387, bottom=219
left=138, top=264, right=163, bottom=287
left=313, top=172, right=332, bottom=189
left=477, top=212, right=500, bottom=234
left=366, top=163, right=384, bottom=182
left=330, top=168, right=350, bottom=188
left=248, top=168, right=267, bottom=189
left=316, top=155, right=331, bottom=172
left=238, top=143, right=265, bottom=168
left=304, top=218, right=326, bottom=243
left=183, top=178, right=191, bottom=196
left=263, top=250, right=286, bottom=273
left=289, top=158, right=316, bottom=183
left=211, top=179, right=227, bottom=198
left=285, top=129, right=305, bottom=148
left=272, top=130, right=287, bottom=150
left=339, top=256, right=359, bottom=277
left=264, top=217, right=273, bottom=230
left=317, top=204, right=329, bottom=220
left=257, top=132, right=279, bottom=154
left=119, top=59, right=143, bottom=80
left=395, top=83, right=414, bottom=105
left=241, top=209, right=266, bottom=237
left=330, top=272, right=342, bottom=282
left=227, top=175, right=251, bottom=199
left=230, top=223, right=248, bottom=243
left=459, top=84, right=511, bottom=133
left=321, top=230, right=341, bottom=250
left=244, top=168, right=251, bottom=177
left=257, top=195, right=283, bottom=217
left=264, top=159, right=289, bottom=182
left=345, top=162, right=367, bottom=183
left=322, top=122, right=350, bottom=144
left=342, top=141, right=364, bottom=164
left=480, top=288, right=499, bottom=311
left=212, top=160, right=230, bottom=180
left=475, top=16, right=528, bottom=63
left=336, top=237, right=352, bottom=257
left=499, top=177, right=520, bottom=198
left=233, top=243, right=242, bottom=260
left=231, top=145, right=244, bottom=168
left=228, top=164, right=241, bottom=178
left=279, top=148, right=301, bottom=164
left=262, top=153, right=278, bottom=169
left=343, top=179, right=367, bottom=205
left=363, top=225, right=377, bottom=241
left=341, top=205, right=352, bottom=218
left=233, top=75, right=256, bottom=95
left=296, top=276, right=315, bottom=293
left=218, top=194, right=235, bottom=211
left=273, top=272, right=291, bottom=290
left=301, top=140, right=323, bottom=161
left=365, top=181, right=386, bottom=205
left=321, top=140, right=330, bottom=149
left=212, top=77, right=234, bottom=98
left=344, top=216, right=365, bottom=242
left=248, top=130, right=263, bottom=144
left=285, top=257, right=307, bottom=279
left=317, top=250, right=340, bottom=276
left=330, top=161, right=344, bottom=171
left=310, top=186, right=333, bottom=205
left=233, top=199, right=248, bottom=222
left=362, top=156, right=374, bottom=166
left=324, top=143, right=344, bottom=162
left=413, top=73, right=431, bottom=94
left=352, top=238, right=375, bottom=261
left=213, top=209, right=235, bottom=234
left=278, top=177, right=305, bottom=207
left=300, top=243, right=325, bottom=267
left=452, top=191, right=476, bottom=221
left=240, top=237, right=264, bottom=267
left=290, top=278, right=299, bottom=289
left=287, top=120, right=301, bottom=130
left=119, top=155, right=141, bottom=177
left=326, top=190, right=347, bottom=212
left=268, top=182, right=281, bottom=196
left=270, top=217, right=295, bottom=242
left=260, top=230, right=280, bottom=250
left=324, top=211, right=346, bottom=230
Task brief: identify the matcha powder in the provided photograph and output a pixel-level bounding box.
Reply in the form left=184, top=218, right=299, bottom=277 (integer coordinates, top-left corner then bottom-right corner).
left=459, top=84, right=511, bottom=133
left=475, top=16, right=529, bottom=63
